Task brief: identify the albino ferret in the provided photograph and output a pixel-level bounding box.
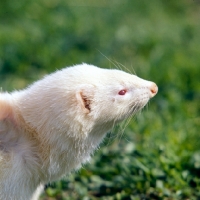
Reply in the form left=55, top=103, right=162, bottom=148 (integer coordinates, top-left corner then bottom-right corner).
left=0, top=64, right=158, bottom=200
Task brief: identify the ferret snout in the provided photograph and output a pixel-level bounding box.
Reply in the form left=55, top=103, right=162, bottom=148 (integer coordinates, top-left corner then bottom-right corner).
left=149, top=82, right=158, bottom=98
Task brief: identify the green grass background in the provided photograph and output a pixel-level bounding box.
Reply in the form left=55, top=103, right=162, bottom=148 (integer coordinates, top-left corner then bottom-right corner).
left=1, top=0, right=200, bottom=199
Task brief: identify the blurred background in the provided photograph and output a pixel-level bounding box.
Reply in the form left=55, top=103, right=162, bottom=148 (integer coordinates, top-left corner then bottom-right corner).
left=1, top=0, right=200, bottom=199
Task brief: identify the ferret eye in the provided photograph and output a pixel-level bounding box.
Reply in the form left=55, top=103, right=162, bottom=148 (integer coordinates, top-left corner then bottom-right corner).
left=118, top=89, right=127, bottom=95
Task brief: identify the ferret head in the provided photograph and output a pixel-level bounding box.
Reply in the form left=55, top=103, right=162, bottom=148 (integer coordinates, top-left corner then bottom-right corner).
left=75, top=64, right=158, bottom=125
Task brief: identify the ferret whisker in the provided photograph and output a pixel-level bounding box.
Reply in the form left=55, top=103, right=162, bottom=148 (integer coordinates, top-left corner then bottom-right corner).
left=111, top=59, right=123, bottom=71
left=123, top=114, right=133, bottom=130
left=96, top=50, right=120, bottom=70
left=107, top=125, right=122, bottom=146
left=118, top=117, right=132, bottom=142
left=116, top=105, right=136, bottom=142
left=130, top=63, right=137, bottom=75
left=107, top=118, right=119, bottom=145
left=106, top=130, right=117, bottom=146
left=113, top=60, right=133, bottom=75
left=112, top=60, right=123, bottom=71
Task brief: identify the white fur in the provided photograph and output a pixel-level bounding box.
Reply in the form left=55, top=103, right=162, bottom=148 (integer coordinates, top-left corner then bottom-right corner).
left=0, top=64, right=157, bottom=200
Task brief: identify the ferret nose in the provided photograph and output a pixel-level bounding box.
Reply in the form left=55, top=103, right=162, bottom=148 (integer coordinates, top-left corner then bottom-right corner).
left=149, top=82, right=158, bottom=98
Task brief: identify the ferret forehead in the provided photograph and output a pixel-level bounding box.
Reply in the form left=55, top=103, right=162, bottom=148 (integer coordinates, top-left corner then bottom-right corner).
left=108, top=69, right=137, bottom=81
left=64, top=64, right=103, bottom=77
left=61, top=64, right=139, bottom=86
left=71, top=64, right=131, bottom=77
left=70, top=63, right=102, bottom=72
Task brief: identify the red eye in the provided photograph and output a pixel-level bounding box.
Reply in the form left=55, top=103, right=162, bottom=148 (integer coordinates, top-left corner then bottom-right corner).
left=118, top=89, right=127, bottom=95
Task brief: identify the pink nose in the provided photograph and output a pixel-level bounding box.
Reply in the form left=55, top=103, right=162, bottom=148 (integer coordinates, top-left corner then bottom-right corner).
left=149, top=82, right=158, bottom=98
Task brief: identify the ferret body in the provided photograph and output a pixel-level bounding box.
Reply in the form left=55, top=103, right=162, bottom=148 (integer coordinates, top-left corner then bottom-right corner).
left=0, top=64, right=158, bottom=200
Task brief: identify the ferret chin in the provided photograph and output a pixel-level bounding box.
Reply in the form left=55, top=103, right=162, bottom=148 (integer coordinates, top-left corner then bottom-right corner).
left=0, top=63, right=158, bottom=200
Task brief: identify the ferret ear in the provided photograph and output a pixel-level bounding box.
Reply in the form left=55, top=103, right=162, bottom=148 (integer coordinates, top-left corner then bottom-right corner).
left=76, top=84, right=95, bottom=114
left=0, top=94, right=14, bottom=121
